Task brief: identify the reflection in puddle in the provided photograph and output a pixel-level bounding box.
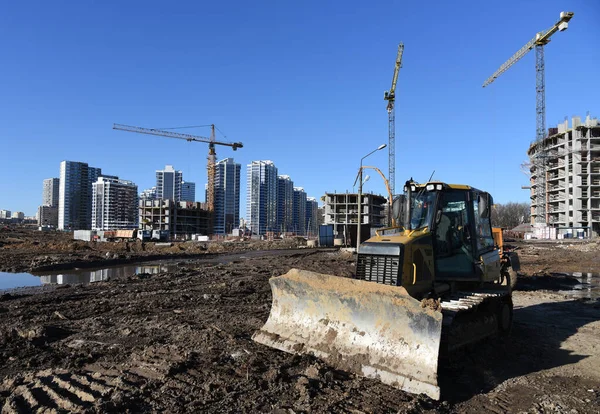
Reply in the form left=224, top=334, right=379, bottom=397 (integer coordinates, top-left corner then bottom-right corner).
left=37, top=264, right=178, bottom=285
left=563, top=272, right=600, bottom=299
left=1, top=248, right=317, bottom=291
left=516, top=272, right=599, bottom=299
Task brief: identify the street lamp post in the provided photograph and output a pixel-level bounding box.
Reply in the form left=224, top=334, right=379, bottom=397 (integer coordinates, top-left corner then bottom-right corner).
left=356, top=144, right=387, bottom=251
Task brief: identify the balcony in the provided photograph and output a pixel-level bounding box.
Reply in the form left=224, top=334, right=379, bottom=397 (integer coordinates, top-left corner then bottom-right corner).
left=547, top=173, right=565, bottom=181
left=547, top=161, right=566, bottom=170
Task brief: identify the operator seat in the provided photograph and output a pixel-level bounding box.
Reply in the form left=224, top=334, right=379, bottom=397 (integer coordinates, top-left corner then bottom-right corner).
left=435, top=213, right=453, bottom=257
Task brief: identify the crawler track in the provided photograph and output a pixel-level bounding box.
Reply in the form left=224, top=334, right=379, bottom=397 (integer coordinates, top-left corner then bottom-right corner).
left=441, top=290, right=511, bottom=353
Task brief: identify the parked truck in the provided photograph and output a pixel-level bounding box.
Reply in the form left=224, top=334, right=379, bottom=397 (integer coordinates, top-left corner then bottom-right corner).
left=151, top=230, right=169, bottom=242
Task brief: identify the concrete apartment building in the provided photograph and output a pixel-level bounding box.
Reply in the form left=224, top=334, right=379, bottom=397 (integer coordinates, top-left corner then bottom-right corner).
left=38, top=177, right=60, bottom=227
left=277, top=175, right=294, bottom=233
left=306, top=197, right=319, bottom=237
left=38, top=206, right=58, bottom=227
left=43, top=178, right=60, bottom=207
left=140, top=187, right=157, bottom=200
left=11, top=212, right=24, bottom=220
left=293, top=187, right=307, bottom=235
left=58, top=161, right=103, bottom=230
left=324, top=192, right=387, bottom=244
left=139, top=199, right=210, bottom=237
left=156, top=165, right=183, bottom=201
left=0, top=210, right=11, bottom=219
left=246, top=161, right=278, bottom=235
left=91, top=177, right=138, bottom=230
left=181, top=181, right=196, bottom=202
left=528, top=114, right=600, bottom=238
left=214, top=158, right=241, bottom=234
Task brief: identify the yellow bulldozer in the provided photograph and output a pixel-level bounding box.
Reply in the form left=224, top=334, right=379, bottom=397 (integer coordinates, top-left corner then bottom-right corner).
left=253, top=180, right=520, bottom=400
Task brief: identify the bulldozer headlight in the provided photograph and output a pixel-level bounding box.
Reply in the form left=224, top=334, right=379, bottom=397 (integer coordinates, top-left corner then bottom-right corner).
left=426, top=184, right=443, bottom=191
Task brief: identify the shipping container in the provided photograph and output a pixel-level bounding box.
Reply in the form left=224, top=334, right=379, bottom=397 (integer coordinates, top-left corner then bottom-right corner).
left=318, top=224, right=334, bottom=247
left=73, top=230, right=95, bottom=242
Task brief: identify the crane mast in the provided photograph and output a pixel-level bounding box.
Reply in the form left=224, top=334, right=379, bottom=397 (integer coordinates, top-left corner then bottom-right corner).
left=207, top=125, right=217, bottom=214
left=384, top=43, right=404, bottom=198
left=113, top=123, right=243, bottom=232
left=483, top=11, right=573, bottom=224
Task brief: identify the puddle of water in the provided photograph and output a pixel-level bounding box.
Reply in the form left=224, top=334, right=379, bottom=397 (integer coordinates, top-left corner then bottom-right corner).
left=555, top=272, right=600, bottom=299
left=0, top=263, right=179, bottom=291
left=0, top=248, right=331, bottom=292
left=0, top=272, right=43, bottom=291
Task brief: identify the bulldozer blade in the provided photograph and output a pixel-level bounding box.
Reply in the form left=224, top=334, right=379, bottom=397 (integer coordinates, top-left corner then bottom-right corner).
left=252, top=269, right=443, bottom=400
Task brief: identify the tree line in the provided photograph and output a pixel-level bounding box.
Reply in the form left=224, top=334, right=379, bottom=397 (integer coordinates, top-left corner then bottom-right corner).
left=491, top=202, right=530, bottom=229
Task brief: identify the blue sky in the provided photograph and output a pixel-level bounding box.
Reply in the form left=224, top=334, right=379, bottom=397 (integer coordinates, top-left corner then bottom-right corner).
left=0, top=0, right=598, bottom=216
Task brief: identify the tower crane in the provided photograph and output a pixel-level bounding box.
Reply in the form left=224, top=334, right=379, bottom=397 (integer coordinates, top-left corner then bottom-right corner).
left=483, top=11, right=573, bottom=224
left=384, top=42, right=404, bottom=197
left=483, top=11, right=573, bottom=142
left=113, top=123, right=243, bottom=223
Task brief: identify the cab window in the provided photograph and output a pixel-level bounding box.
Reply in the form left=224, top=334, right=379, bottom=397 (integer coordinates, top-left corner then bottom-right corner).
left=473, top=196, right=494, bottom=252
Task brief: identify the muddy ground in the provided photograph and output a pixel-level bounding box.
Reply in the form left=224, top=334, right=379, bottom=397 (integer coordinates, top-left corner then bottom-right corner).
left=0, top=227, right=308, bottom=273
left=0, top=228, right=599, bottom=413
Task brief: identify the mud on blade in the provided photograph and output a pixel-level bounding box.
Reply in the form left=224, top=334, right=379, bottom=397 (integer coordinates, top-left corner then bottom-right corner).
left=252, top=269, right=443, bottom=399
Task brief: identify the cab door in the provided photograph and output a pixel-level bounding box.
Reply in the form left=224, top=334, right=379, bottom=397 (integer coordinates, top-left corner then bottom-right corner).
left=433, top=190, right=476, bottom=280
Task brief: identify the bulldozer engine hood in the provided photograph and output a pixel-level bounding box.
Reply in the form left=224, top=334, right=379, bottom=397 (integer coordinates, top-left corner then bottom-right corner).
left=357, top=230, right=434, bottom=289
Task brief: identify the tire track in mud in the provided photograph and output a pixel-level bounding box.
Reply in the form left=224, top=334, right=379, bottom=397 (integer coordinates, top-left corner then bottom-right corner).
left=0, top=346, right=188, bottom=413
left=2, top=370, right=125, bottom=413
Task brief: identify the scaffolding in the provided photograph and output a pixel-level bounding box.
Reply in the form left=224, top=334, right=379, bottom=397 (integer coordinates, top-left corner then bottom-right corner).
left=527, top=114, right=600, bottom=237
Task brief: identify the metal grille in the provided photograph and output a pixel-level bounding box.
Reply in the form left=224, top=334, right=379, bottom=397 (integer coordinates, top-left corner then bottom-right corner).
left=356, top=254, right=401, bottom=286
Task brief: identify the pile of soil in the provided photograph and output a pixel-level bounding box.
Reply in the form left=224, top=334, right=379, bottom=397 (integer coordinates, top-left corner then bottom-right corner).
left=512, top=239, right=600, bottom=275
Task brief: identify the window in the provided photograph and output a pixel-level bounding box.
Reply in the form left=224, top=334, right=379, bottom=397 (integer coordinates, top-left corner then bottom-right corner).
left=473, top=196, right=494, bottom=252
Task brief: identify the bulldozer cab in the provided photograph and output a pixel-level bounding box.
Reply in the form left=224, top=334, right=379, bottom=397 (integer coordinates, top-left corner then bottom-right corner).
left=397, top=181, right=497, bottom=283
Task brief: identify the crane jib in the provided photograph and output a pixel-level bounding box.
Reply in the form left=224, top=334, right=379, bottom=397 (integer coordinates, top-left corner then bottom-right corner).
left=112, top=123, right=243, bottom=149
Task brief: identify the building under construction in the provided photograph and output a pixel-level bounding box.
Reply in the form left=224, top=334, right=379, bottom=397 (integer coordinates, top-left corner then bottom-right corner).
left=139, top=199, right=210, bottom=238
left=324, top=192, right=387, bottom=245
left=528, top=114, right=600, bottom=238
